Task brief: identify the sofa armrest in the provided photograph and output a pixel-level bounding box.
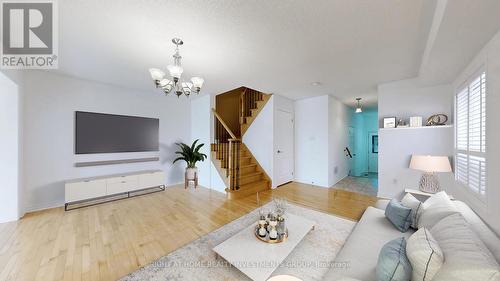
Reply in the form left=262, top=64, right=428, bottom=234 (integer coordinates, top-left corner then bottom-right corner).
left=374, top=199, right=390, bottom=210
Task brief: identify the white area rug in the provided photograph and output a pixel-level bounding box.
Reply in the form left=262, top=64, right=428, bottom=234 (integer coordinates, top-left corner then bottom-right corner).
left=121, top=202, right=356, bottom=281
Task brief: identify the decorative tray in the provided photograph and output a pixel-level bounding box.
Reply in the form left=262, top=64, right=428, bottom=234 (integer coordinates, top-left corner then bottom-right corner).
left=254, top=225, right=288, bottom=244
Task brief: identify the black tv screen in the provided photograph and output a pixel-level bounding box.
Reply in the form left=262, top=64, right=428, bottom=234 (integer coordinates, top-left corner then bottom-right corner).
left=75, top=111, right=159, bottom=154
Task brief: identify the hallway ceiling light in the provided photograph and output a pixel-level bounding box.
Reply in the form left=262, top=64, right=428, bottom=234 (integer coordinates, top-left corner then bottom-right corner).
left=149, top=38, right=204, bottom=97
left=355, top=98, right=363, bottom=113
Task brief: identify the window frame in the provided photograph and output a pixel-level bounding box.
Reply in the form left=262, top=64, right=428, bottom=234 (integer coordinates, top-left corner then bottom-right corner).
left=454, top=67, right=487, bottom=202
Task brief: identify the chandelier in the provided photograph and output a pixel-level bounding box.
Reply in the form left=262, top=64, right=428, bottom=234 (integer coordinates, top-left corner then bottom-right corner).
left=355, top=98, right=363, bottom=113
left=149, top=38, right=204, bottom=97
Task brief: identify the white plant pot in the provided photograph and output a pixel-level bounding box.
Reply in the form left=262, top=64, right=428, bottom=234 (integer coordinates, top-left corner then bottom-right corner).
left=186, top=167, right=197, bottom=180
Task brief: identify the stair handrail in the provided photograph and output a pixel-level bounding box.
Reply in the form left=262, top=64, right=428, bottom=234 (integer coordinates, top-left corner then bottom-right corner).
left=239, top=88, right=247, bottom=125
left=212, top=108, right=238, bottom=140
left=212, top=108, right=241, bottom=191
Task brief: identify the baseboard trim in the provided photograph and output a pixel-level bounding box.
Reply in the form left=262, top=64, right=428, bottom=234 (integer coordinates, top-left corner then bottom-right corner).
left=329, top=174, right=348, bottom=188
left=293, top=179, right=329, bottom=188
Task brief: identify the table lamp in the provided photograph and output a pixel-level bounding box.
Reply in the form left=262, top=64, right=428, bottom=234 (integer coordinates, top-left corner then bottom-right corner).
left=409, top=155, right=452, bottom=193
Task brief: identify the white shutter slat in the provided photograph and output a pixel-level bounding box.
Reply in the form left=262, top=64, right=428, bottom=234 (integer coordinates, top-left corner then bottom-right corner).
left=455, top=71, right=486, bottom=196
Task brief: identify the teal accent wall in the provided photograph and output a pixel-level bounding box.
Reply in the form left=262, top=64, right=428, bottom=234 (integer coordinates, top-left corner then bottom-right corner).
left=351, top=108, right=378, bottom=176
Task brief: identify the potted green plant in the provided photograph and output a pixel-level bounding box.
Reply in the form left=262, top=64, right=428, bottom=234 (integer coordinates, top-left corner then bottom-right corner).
left=173, top=139, right=208, bottom=181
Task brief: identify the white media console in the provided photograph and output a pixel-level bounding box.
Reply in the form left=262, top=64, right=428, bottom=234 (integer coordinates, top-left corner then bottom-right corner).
left=65, top=170, right=165, bottom=210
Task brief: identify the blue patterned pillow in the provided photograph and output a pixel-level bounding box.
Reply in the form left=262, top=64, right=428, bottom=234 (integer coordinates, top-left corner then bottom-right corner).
left=385, top=199, right=412, bottom=232
left=376, top=237, right=412, bottom=281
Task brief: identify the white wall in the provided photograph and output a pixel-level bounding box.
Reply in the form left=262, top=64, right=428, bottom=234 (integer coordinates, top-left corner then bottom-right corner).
left=449, top=29, right=500, bottom=235
left=243, top=96, right=274, bottom=181
left=209, top=161, right=227, bottom=193
left=378, top=127, right=454, bottom=199
left=294, top=96, right=330, bottom=187
left=242, top=94, right=295, bottom=188
left=328, top=97, right=353, bottom=186
left=22, top=71, right=191, bottom=212
left=190, top=94, right=212, bottom=188
left=0, top=71, right=21, bottom=223
left=377, top=80, right=454, bottom=199
left=378, top=79, right=454, bottom=127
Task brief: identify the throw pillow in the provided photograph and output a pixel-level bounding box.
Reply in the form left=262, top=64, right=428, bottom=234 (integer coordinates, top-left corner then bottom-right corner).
left=430, top=213, right=500, bottom=281
left=385, top=199, right=413, bottom=232
left=401, top=193, right=422, bottom=229
left=417, top=191, right=457, bottom=229
left=376, top=237, right=412, bottom=281
left=406, top=228, right=444, bottom=281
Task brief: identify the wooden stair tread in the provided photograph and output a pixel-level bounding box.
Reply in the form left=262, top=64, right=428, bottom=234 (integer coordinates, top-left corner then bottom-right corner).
left=239, top=171, right=262, bottom=178
left=226, top=179, right=270, bottom=199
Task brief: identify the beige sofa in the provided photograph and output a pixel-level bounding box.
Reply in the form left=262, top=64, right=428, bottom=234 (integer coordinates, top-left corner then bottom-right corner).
left=324, top=199, right=500, bottom=280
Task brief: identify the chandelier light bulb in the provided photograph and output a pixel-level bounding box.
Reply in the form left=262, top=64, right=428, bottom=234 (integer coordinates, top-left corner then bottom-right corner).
left=158, top=78, right=170, bottom=87
left=167, top=65, right=183, bottom=80
left=162, top=86, right=172, bottom=95
left=181, top=82, right=193, bottom=96
left=191, top=77, right=204, bottom=89
left=149, top=68, right=165, bottom=81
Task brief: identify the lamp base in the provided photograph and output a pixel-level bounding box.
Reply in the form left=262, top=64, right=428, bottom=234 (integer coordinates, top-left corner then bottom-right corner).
left=419, top=172, right=440, bottom=193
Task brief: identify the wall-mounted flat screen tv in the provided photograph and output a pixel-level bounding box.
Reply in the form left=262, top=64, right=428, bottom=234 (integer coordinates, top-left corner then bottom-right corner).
left=75, top=111, right=159, bottom=154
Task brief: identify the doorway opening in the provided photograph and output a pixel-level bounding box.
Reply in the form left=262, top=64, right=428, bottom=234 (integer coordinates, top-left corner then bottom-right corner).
left=337, top=107, right=378, bottom=196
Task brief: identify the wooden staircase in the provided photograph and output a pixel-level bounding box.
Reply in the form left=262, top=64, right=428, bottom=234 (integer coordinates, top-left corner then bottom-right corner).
left=240, top=88, right=272, bottom=136
left=211, top=87, right=272, bottom=199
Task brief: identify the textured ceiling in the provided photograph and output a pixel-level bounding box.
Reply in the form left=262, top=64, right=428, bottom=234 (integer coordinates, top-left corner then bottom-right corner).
left=52, top=0, right=500, bottom=107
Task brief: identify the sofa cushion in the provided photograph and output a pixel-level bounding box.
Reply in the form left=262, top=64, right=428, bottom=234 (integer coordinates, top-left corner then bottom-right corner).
left=323, top=207, right=414, bottom=281
left=418, top=191, right=458, bottom=229
left=375, top=199, right=391, bottom=210
left=385, top=199, right=412, bottom=232
left=452, top=200, right=500, bottom=264
left=376, top=237, right=412, bottom=281
left=400, top=193, right=422, bottom=229
left=430, top=213, right=500, bottom=281
left=406, top=228, right=444, bottom=281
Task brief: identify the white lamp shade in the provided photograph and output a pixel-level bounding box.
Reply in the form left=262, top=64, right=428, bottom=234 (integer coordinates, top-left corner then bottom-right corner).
left=355, top=107, right=362, bottom=113
left=182, top=82, right=193, bottom=91
left=149, top=68, right=165, bottom=80
left=266, top=275, right=303, bottom=281
left=409, top=155, right=452, bottom=173
left=191, top=77, right=204, bottom=88
left=158, top=79, right=171, bottom=87
left=167, top=65, right=183, bottom=79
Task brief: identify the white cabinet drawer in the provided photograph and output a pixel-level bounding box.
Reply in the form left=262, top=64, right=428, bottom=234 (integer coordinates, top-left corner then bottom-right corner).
left=65, top=179, right=107, bottom=203
left=107, top=175, right=138, bottom=184
left=106, top=178, right=138, bottom=195
left=139, top=171, right=165, bottom=189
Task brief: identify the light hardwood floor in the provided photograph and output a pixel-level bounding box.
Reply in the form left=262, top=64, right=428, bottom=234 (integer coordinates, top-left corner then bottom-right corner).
left=0, top=182, right=376, bottom=281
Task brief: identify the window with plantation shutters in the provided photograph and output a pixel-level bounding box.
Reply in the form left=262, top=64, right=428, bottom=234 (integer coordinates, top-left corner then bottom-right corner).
left=455, top=71, right=486, bottom=196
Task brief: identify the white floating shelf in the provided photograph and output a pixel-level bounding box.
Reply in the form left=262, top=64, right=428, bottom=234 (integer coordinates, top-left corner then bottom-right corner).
left=379, top=125, right=453, bottom=131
